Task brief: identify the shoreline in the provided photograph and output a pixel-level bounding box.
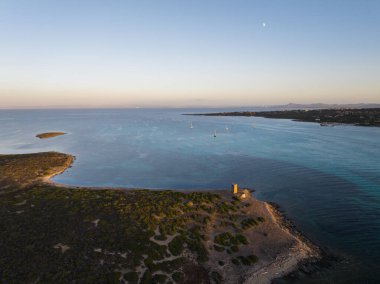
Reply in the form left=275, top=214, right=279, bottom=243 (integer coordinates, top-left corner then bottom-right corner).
left=237, top=201, right=322, bottom=283
left=185, top=108, right=380, bottom=127
left=1, top=151, right=323, bottom=283
left=261, top=203, right=324, bottom=283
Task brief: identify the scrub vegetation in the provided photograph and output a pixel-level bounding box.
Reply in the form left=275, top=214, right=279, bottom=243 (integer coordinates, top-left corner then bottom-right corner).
left=0, top=152, right=266, bottom=283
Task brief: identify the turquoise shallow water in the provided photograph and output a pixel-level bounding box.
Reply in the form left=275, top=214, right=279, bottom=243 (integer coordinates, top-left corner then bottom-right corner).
left=1, top=108, right=379, bottom=283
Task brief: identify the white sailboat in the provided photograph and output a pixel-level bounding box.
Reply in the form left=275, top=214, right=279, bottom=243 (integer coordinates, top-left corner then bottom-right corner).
left=225, top=126, right=229, bottom=131
left=190, top=122, right=194, bottom=129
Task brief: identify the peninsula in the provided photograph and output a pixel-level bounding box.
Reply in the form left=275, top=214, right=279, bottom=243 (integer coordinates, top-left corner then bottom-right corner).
left=188, top=108, right=380, bottom=126
left=0, top=152, right=320, bottom=283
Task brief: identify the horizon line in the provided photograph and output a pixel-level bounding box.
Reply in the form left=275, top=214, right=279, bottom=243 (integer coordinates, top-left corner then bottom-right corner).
left=1, top=102, right=380, bottom=111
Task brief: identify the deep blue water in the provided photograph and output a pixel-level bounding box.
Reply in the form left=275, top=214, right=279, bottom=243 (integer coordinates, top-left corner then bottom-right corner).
left=1, top=108, right=379, bottom=283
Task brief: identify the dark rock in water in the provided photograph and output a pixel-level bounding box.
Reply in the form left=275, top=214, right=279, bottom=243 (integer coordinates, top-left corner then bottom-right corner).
left=273, top=254, right=343, bottom=283
left=266, top=202, right=343, bottom=283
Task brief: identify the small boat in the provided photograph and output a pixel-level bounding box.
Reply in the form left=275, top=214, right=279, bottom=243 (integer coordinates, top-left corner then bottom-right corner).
left=213, top=130, right=217, bottom=137
left=190, top=122, right=194, bottom=129
left=225, top=126, right=229, bottom=131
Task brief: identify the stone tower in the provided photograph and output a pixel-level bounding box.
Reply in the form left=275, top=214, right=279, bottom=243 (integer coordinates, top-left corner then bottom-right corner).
left=231, top=183, right=238, bottom=194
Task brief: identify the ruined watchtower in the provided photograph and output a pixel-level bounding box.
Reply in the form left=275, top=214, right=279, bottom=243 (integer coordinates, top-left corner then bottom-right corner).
left=231, top=183, right=251, bottom=200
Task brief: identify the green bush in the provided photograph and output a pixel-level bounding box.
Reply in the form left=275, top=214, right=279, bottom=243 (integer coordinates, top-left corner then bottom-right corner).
left=237, top=256, right=251, bottom=265
left=168, top=236, right=185, bottom=256
left=140, top=270, right=152, bottom=284
left=172, top=271, right=184, bottom=283
left=186, top=238, right=208, bottom=262
left=151, top=274, right=167, bottom=283
left=214, top=232, right=234, bottom=246
left=257, top=216, right=265, bottom=223
left=123, top=271, right=138, bottom=283
left=235, top=234, right=248, bottom=245
left=247, top=254, right=258, bottom=264
left=241, top=218, right=258, bottom=229
left=213, top=245, right=225, bottom=252
left=231, top=258, right=240, bottom=265
left=210, top=271, right=222, bottom=283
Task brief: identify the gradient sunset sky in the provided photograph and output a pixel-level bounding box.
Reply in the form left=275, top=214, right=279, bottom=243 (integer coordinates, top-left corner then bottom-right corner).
left=0, top=0, right=379, bottom=108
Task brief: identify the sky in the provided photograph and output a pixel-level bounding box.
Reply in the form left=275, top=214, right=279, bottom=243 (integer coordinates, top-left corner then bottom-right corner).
left=0, top=0, right=379, bottom=108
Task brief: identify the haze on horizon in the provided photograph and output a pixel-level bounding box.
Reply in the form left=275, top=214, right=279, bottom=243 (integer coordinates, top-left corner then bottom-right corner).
left=0, top=0, right=379, bottom=108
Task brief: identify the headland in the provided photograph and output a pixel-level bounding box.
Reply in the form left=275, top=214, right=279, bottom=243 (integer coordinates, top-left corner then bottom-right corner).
left=0, top=152, right=321, bottom=283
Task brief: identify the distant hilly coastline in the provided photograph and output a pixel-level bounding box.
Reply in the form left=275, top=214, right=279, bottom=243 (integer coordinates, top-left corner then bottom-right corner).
left=235, top=103, right=380, bottom=111
left=246, top=103, right=380, bottom=111
left=187, top=108, right=380, bottom=127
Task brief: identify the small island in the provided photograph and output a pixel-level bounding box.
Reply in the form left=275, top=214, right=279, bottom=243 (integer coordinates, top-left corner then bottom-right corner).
left=188, top=108, right=380, bottom=126
left=0, top=152, right=321, bottom=283
left=36, top=132, right=66, bottom=139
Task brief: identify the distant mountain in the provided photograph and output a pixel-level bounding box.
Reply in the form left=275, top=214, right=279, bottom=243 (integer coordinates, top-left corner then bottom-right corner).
left=182, top=103, right=380, bottom=113
left=264, top=103, right=380, bottom=111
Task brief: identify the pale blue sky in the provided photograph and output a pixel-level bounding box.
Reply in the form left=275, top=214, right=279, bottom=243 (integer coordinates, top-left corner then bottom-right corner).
left=0, top=0, right=379, bottom=107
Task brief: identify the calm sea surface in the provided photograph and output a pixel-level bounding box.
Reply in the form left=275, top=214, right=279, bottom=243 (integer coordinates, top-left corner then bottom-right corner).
left=1, top=109, right=379, bottom=283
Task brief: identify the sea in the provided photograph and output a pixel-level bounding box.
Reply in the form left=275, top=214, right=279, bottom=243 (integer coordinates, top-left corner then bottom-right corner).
left=0, top=108, right=379, bottom=283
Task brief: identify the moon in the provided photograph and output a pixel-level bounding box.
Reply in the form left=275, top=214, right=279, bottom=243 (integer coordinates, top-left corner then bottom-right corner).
left=262, top=22, right=266, bottom=28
